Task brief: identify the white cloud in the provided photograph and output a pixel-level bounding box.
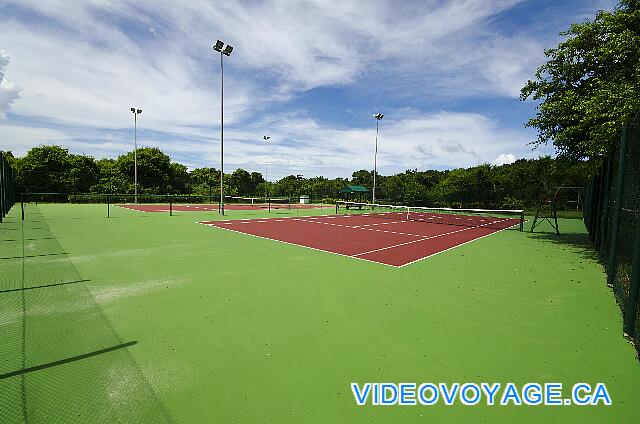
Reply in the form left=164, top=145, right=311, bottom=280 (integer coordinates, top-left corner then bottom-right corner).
left=0, top=122, right=70, bottom=155
left=217, top=111, right=541, bottom=179
left=0, top=1, right=542, bottom=129
left=0, top=50, right=21, bottom=118
left=492, top=153, right=517, bottom=166
left=0, top=0, right=596, bottom=175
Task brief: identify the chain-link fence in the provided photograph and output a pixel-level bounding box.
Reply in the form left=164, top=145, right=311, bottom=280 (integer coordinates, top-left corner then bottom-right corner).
left=584, top=116, right=640, bottom=357
left=0, top=152, right=17, bottom=222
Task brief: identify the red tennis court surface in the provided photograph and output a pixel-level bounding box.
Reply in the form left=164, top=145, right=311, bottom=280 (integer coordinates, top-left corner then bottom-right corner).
left=199, top=213, right=521, bottom=267
left=117, top=203, right=326, bottom=212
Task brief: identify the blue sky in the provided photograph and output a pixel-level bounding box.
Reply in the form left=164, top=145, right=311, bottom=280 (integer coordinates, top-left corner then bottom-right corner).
left=0, top=0, right=617, bottom=179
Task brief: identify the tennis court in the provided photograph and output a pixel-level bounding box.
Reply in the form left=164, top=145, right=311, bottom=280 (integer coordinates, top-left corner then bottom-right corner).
left=199, top=204, right=523, bottom=266
left=2, top=201, right=640, bottom=423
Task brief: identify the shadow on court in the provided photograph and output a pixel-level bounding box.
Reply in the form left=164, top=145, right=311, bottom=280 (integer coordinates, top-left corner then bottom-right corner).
left=0, top=205, right=171, bottom=423
left=528, top=218, right=599, bottom=262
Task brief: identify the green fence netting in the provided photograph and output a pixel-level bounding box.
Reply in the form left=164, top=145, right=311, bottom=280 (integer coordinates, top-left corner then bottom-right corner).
left=0, top=152, right=17, bottom=222
left=584, top=116, right=640, bottom=357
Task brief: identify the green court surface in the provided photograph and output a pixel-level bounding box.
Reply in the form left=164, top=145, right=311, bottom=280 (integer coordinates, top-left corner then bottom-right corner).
left=1, top=203, right=639, bottom=423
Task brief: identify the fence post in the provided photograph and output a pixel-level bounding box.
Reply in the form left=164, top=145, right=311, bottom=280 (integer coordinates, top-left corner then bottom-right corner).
left=0, top=154, right=4, bottom=223
left=606, top=126, right=628, bottom=285
left=597, top=154, right=613, bottom=253
left=623, top=210, right=640, bottom=337
left=589, top=170, right=601, bottom=242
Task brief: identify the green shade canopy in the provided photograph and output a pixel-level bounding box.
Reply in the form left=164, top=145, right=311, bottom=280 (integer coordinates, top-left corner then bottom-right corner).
left=339, top=185, right=370, bottom=194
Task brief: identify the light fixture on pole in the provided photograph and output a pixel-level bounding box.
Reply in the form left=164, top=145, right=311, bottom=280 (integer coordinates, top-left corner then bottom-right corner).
left=263, top=136, right=270, bottom=200
left=130, top=107, right=142, bottom=203
left=372, top=113, right=383, bottom=205
left=213, top=39, right=234, bottom=215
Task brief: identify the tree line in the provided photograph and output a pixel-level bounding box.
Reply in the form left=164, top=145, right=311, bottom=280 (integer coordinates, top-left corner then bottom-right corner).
left=0, top=145, right=596, bottom=209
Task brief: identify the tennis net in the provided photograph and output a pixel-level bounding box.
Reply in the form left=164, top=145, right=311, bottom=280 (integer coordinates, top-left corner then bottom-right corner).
left=224, top=196, right=291, bottom=210
left=336, top=201, right=525, bottom=231
left=225, top=196, right=262, bottom=205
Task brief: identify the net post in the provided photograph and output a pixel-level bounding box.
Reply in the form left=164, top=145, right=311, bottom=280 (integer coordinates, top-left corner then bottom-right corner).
left=335, top=201, right=338, bottom=214
left=520, top=211, right=524, bottom=232
left=169, top=195, right=173, bottom=216
left=268, top=197, right=271, bottom=213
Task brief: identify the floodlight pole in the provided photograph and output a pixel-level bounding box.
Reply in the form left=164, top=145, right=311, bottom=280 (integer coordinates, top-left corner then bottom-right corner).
left=131, top=107, right=142, bottom=203
left=134, top=112, right=138, bottom=203
left=220, top=52, right=224, bottom=215
left=372, top=113, right=383, bottom=204
left=213, top=40, right=233, bottom=215
left=263, top=135, right=270, bottom=200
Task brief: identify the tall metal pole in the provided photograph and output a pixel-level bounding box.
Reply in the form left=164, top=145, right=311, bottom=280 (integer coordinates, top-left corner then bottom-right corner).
left=134, top=112, right=138, bottom=203
left=265, top=147, right=268, bottom=201
left=372, top=113, right=383, bottom=205
left=263, top=136, right=270, bottom=201
left=373, top=120, right=378, bottom=205
left=220, top=52, right=224, bottom=215
left=213, top=40, right=233, bottom=214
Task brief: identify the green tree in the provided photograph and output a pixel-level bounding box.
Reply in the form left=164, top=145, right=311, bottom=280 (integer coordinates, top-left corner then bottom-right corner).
left=17, top=145, right=71, bottom=192
left=170, top=162, right=189, bottom=193
left=115, top=147, right=175, bottom=194
left=66, top=154, right=99, bottom=193
left=190, top=167, right=219, bottom=196
left=273, top=175, right=305, bottom=198
left=351, top=170, right=374, bottom=188
left=382, top=170, right=428, bottom=204
left=228, top=169, right=255, bottom=196
left=520, top=0, right=640, bottom=159
left=0, top=151, right=16, bottom=168
left=92, top=158, right=127, bottom=193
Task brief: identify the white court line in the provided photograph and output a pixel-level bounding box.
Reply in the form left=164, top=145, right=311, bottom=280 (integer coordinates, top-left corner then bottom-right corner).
left=294, top=217, right=430, bottom=239
left=356, top=221, right=399, bottom=228
left=397, top=220, right=524, bottom=268
left=352, top=236, right=432, bottom=257
left=195, top=221, right=398, bottom=268
left=352, top=218, right=504, bottom=257
left=195, top=215, right=523, bottom=267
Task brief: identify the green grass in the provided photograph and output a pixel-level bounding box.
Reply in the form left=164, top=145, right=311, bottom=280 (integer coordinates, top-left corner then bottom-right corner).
left=1, top=203, right=639, bottom=423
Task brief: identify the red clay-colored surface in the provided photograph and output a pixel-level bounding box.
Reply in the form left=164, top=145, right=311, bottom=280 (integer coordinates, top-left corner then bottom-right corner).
left=117, top=203, right=327, bottom=212
left=199, top=213, right=521, bottom=267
